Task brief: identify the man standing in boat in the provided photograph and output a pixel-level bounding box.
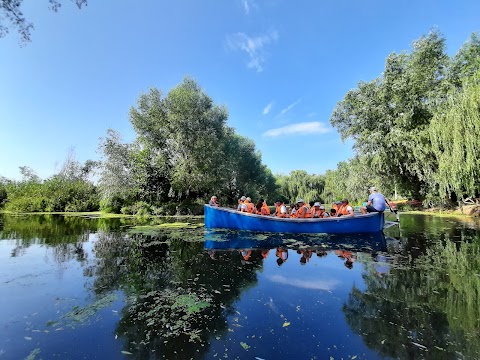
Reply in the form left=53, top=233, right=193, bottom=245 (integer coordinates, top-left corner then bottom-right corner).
left=360, top=187, right=394, bottom=214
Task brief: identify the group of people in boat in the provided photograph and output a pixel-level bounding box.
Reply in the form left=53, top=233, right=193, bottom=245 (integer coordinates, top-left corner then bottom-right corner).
left=209, top=187, right=394, bottom=218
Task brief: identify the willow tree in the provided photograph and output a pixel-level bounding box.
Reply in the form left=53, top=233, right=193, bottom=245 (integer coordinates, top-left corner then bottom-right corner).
left=430, top=75, right=480, bottom=202
left=275, top=170, right=325, bottom=204
left=330, top=30, right=449, bottom=199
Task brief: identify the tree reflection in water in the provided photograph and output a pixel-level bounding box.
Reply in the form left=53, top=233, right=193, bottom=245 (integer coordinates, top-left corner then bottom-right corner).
left=343, top=215, right=480, bottom=359
left=91, top=227, right=265, bottom=359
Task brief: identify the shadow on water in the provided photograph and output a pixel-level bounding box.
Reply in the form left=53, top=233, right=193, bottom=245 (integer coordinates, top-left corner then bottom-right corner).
left=1, top=213, right=480, bottom=359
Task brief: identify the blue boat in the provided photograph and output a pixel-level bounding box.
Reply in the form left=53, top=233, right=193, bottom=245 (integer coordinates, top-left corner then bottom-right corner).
left=204, top=205, right=385, bottom=234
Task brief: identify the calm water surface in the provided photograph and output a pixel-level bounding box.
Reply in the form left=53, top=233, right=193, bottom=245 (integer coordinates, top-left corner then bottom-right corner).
left=1, top=213, right=480, bottom=359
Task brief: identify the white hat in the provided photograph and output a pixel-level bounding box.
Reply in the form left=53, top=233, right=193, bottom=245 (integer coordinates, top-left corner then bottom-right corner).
left=368, top=186, right=377, bottom=192
left=297, top=198, right=304, bottom=203
left=240, top=196, right=246, bottom=201
left=319, top=205, right=325, bottom=210
left=314, top=202, right=321, bottom=207
left=246, top=197, right=251, bottom=201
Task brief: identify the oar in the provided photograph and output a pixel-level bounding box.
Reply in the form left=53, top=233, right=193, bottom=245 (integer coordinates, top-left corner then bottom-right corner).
left=388, top=204, right=400, bottom=222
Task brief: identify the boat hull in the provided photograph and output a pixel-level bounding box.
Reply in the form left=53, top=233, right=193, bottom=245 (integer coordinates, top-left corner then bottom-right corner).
left=204, top=205, right=384, bottom=234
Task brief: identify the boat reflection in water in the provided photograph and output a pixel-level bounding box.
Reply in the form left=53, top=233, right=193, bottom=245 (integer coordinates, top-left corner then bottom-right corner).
left=204, top=229, right=394, bottom=269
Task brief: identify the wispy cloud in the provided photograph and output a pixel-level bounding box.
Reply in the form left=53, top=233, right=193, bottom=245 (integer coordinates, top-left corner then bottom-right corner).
left=280, top=99, right=301, bottom=115
left=226, top=30, right=279, bottom=72
left=267, top=275, right=339, bottom=291
left=263, top=121, right=331, bottom=137
left=241, top=0, right=258, bottom=15
left=263, top=101, right=274, bottom=115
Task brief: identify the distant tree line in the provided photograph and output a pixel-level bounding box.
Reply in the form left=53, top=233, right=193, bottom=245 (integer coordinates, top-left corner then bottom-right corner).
left=0, top=154, right=99, bottom=212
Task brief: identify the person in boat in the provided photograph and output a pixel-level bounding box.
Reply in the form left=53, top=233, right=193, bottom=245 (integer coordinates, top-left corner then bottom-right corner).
left=242, top=197, right=256, bottom=214
left=263, top=200, right=271, bottom=215
left=209, top=196, right=219, bottom=206
left=292, top=199, right=309, bottom=218
left=273, top=200, right=288, bottom=218
left=259, top=199, right=271, bottom=215
left=289, top=203, right=297, bottom=217
left=255, top=199, right=264, bottom=214
left=237, top=196, right=247, bottom=211
left=329, top=208, right=337, bottom=217
left=360, top=187, right=394, bottom=214
left=331, top=201, right=341, bottom=213
left=304, top=201, right=313, bottom=218
left=336, top=198, right=355, bottom=217
left=311, top=202, right=329, bottom=218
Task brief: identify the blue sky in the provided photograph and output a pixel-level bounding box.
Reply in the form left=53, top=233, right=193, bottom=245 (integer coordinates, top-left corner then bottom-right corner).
left=1, top=0, right=479, bottom=180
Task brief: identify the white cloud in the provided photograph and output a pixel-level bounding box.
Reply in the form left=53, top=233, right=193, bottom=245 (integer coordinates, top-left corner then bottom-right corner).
left=241, top=0, right=257, bottom=15
left=263, top=101, right=274, bottom=115
left=226, top=31, right=279, bottom=72
left=242, top=0, right=250, bottom=14
left=263, top=121, right=331, bottom=137
left=267, top=275, right=339, bottom=291
left=280, top=99, right=301, bottom=115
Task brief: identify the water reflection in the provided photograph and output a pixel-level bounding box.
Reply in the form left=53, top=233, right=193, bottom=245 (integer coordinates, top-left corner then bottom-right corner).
left=1, top=214, right=480, bottom=359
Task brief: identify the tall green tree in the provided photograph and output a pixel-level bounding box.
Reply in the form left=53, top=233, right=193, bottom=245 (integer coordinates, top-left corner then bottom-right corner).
left=330, top=30, right=450, bottom=200
left=98, top=77, right=277, bottom=211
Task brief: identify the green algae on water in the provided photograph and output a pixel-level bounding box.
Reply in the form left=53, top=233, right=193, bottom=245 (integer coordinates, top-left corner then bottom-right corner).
left=62, top=293, right=118, bottom=325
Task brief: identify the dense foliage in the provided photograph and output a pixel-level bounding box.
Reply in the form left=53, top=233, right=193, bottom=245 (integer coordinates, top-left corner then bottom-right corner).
left=0, top=157, right=99, bottom=212
left=275, top=170, right=325, bottom=204
left=98, top=78, right=278, bottom=214
left=327, top=31, right=480, bottom=206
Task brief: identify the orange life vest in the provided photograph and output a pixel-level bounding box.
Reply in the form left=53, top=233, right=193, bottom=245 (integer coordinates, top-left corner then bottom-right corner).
left=261, top=203, right=271, bottom=215
left=244, top=200, right=255, bottom=213
left=275, top=204, right=287, bottom=218
left=294, top=204, right=309, bottom=218
left=311, top=208, right=323, bottom=218
left=338, top=204, right=351, bottom=216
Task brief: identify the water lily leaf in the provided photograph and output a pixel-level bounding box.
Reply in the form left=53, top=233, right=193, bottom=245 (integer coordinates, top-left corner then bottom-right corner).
left=240, top=342, right=250, bottom=350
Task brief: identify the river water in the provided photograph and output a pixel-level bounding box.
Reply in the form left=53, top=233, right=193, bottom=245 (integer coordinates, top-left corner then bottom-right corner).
left=0, top=213, right=479, bottom=359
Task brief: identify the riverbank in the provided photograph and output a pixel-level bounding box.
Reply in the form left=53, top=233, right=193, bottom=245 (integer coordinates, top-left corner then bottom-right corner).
left=2, top=206, right=480, bottom=220
left=402, top=204, right=480, bottom=219
left=0, top=210, right=204, bottom=219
